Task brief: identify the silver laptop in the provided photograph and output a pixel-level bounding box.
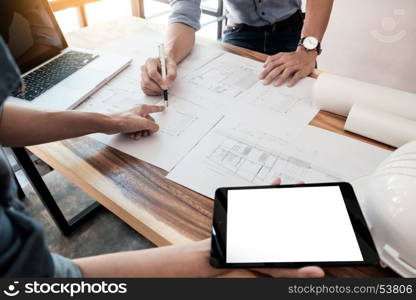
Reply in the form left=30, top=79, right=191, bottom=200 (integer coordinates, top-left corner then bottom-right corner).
left=0, top=0, right=131, bottom=110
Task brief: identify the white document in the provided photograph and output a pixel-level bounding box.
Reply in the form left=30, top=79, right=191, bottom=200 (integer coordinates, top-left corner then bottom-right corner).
left=170, top=52, right=263, bottom=111
left=233, top=77, right=318, bottom=124
left=88, top=96, right=223, bottom=171
left=77, top=82, right=151, bottom=114
left=288, top=126, right=392, bottom=182
left=176, top=43, right=225, bottom=77
left=227, top=186, right=363, bottom=263
left=345, top=104, right=416, bottom=148
left=166, top=117, right=321, bottom=199
left=313, top=73, right=416, bottom=119
left=167, top=118, right=391, bottom=199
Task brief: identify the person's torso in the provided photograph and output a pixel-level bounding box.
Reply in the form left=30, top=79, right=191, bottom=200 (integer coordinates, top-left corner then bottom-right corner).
left=0, top=38, right=54, bottom=277
left=224, top=0, right=302, bottom=26
left=0, top=149, right=54, bottom=277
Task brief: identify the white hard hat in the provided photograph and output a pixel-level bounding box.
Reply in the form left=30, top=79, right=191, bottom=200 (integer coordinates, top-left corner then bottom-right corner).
left=353, top=141, right=416, bottom=277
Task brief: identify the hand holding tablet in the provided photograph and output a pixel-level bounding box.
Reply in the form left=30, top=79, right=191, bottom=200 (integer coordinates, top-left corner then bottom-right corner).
left=210, top=182, right=379, bottom=269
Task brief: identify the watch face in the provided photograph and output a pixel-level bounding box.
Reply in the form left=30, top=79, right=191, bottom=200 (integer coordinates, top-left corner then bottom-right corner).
left=303, top=36, right=319, bottom=50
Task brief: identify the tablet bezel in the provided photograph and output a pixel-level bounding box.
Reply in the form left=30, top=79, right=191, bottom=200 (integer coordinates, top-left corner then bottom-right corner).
left=210, top=182, right=379, bottom=268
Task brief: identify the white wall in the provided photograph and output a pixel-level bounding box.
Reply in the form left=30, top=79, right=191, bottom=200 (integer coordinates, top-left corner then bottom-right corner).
left=318, top=0, right=416, bottom=93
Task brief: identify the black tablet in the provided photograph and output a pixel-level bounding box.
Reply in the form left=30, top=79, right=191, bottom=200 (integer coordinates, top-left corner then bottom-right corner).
left=210, top=182, right=379, bottom=268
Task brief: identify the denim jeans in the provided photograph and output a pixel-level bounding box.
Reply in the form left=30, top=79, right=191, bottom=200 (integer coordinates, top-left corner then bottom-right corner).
left=222, top=22, right=303, bottom=55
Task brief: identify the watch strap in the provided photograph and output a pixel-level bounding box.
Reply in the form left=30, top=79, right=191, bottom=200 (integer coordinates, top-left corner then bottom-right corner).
left=299, top=37, right=322, bottom=55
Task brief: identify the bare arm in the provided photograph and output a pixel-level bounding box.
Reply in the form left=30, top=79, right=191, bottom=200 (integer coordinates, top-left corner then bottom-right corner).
left=75, top=240, right=224, bottom=278
left=0, top=104, right=111, bottom=146
left=0, top=103, right=164, bottom=147
left=302, top=0, right=334, bottom=40
left=260, top=0, right=334, bottom=87
left=75, top=239, right=324, bottom=278
left=165, top=23, right=196, bottom=64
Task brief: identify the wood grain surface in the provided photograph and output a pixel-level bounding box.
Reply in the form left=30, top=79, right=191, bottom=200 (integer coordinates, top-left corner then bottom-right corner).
left=28, top=17, right=397, bottom=277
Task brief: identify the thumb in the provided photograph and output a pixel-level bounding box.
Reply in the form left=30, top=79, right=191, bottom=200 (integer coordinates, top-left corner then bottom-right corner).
left=140, top=118, right=160, bottom=133
left=271, top=177, right=281, bottom=185
left=297, top=266, right=325, bottom=278
left=253, top=266, right=325, bottom=278
left=125, top=117, right=159, bottom=134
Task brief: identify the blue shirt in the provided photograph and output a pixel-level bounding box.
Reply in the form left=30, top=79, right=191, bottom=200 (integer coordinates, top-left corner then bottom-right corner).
left=0, top=37, right=54, bottom=277
left=169, top=0, right=302, bottom=31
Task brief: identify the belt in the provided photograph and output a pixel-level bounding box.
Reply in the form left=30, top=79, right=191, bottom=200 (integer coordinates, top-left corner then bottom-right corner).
left=227, top=10, right=304, bottom=33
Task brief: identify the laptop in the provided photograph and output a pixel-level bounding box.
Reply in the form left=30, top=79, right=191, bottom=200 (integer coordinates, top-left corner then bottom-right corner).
left=0, top=0, right=132, bottom=110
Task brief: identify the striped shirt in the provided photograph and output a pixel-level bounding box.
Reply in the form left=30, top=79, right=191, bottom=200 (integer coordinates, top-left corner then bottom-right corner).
left=169, top=0, right=302, bottom=31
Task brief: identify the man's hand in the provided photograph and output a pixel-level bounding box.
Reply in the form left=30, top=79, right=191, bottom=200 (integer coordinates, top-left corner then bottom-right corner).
left=177, top=237, right=324, bottom=278
left=259, top=47, right=317, bottom=87
left=140, top=56, right=177, bottom=96
left=108, top=104, right=165, bottom=140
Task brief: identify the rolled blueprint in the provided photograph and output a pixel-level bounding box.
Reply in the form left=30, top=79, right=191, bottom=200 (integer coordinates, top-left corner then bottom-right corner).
left=345, top=104, right=416, bottom=147
left=313, top=73, right=416, bottom=120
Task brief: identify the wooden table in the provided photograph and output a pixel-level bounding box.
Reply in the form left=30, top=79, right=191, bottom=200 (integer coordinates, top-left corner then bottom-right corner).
left=28, top=17, right=396, bottom=277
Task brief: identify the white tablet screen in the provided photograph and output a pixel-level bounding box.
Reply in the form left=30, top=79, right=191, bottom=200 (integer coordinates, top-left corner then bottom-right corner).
left=226, top=186, right=363, bottom=263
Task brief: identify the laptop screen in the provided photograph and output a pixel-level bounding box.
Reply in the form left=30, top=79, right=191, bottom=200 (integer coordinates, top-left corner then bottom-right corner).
left=0, top=0, right=67, bottom=74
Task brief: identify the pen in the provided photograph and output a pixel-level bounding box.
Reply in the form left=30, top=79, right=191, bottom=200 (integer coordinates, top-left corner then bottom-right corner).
left=159, top=44, right=168, bottom=107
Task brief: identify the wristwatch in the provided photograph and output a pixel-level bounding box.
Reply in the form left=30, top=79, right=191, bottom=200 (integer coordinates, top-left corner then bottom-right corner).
left=298, top=36, right=322, bottom=55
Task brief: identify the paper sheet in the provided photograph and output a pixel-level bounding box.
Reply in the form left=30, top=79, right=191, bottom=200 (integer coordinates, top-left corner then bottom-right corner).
left=76, top=76, right=154, bottom=113
left=289, top=126, right=392, bottom=181
left=233, top=77, right=319, bottom=124
left=167, top=119, right=391, bottom=199
left=313, top=73, right=416, bottom=119
left=176, top=44, right=225, bottom=77
left=90, top=96, right=223, bottom=171
left=170, top=52, right=263, bottom=111
left=345, top=104, right=416, bottom=148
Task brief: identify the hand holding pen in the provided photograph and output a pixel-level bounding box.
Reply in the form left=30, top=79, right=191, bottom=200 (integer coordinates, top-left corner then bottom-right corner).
left=140, top=45, right=178, bottom=97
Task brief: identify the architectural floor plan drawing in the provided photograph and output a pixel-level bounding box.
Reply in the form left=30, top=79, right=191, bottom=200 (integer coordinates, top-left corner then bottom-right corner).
left=234, top=77, right=319, bottom=125
left=188, top=62, right=259, bottom=98
left=167, top=117, right=315, bottom=198
left=207, top=133, right=341, bottom=185
left=158, top=109, right=199, bottom=137
left=186, top=52, right=261, bottom=97
left=167, top=117, right=391, bottom=199
left=246, top=88, right=306, bottom=114
left=170, top=53, right=263, bottom=112
left=176, top=43, right=224, bottom=77
left=83, top=95, right=223, bottom=171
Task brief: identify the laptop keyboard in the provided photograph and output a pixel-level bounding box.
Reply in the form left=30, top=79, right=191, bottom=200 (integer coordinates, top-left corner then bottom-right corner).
left=12, top=51, right=99, bottom=101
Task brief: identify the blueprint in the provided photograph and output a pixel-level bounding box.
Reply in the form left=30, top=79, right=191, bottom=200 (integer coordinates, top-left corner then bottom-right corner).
left=170, top=53, right=264, bottom=111
left=232, top=77, right=319, bottom=125
left=87, top=96, right=223, bottom=171
left=167, top=118, right=391, bottom=199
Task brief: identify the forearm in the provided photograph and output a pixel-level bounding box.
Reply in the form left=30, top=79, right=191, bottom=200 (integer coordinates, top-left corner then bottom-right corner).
left=0, top=103, right=114, bottom=147
left=165, top=23, right=196, bottom=64
left=302, top=0, right=334, bottom=40
left=74, top=241, right=225, bottom=278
